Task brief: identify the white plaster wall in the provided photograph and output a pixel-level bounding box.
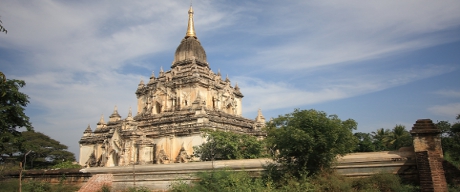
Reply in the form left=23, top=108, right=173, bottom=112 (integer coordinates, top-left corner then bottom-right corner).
left=151, top=134, right=205, bottom=163
left=144, top=146, right=153, bottom=163
left=137, top=95, right=144, bottom=115
left=236, top=98, right=242, bottom=116
left=79, top=145, right=94, bottom=166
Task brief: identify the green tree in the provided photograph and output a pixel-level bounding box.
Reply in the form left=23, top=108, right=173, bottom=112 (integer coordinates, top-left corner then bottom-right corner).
left=1, top=131, right=76, bottom=169
left=193, top=130, right=264, bottom=161
left=353, top=132, right=375, bottom=152
left=265, top=109, right=357, bottom=176
left=371, top=128, right=391, bottom=151
left=0, top=78, right=33, bottom=161
left=170, top=169, right=270, bottom=192
left=436, top=120, right=452, bottom=136
left=438, top=115, right=460, bottom=166
left=386, top=124, right=412, bottom=150
left=20, top=131, right=76, bottom=168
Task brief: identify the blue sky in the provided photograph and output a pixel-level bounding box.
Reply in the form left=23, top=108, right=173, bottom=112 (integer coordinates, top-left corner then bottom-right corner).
left=1, top=0, right=460, bottom=160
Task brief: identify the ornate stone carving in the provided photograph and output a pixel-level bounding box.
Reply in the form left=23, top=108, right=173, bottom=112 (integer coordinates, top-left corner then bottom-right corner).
left=157, top=149, right=169, bottom=164
left=78, top=6, right=266, bottom=167
left=175, top=146, right=190, bottom=163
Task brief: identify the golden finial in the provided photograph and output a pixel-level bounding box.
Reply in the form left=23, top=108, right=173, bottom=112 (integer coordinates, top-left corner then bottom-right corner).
left=185, top=6, right=196, bottom=38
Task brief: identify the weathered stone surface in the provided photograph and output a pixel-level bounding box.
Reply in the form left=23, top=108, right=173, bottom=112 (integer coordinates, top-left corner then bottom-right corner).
left=411, top=119, right=448, bottom=192
left=78, top=150, right=418, bottom=191
left=336, top=151, right=417, bottom=178
left=2, top=169, right=91, bottom=188
left=78, top=7, right=266, bottom=168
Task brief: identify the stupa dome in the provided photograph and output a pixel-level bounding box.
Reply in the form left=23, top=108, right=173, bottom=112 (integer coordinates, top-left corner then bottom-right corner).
left=173, top=37, right=207, bottom=66
left=172, top=6, right=208, bottom=67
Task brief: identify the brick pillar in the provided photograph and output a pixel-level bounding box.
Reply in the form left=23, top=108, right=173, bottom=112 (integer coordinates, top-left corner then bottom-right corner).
left=410, top=119, right=447, bottom=192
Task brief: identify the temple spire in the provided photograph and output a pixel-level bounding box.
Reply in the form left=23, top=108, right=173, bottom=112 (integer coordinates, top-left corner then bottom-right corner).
left=84, top=124, right=92, bottom=133
left=112, top=105, right=119, bottom=116
left=234, top=82, right=240, bottom=91
left=185, top=6, right=196, bottom=38
left=126, top=107, right=133, bottom=121
left=83, top=124, right=92, bottom=136
left=255, top=108, right=266, bottom=123
left=149, top=71, right=156, bottom=84
left=98, top=114, right=105, bottom=124
left=109, top=105, right=121, bottom=122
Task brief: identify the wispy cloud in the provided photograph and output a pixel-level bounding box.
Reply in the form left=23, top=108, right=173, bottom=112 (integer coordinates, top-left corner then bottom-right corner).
left=428, top=103, right=460, bottom=117
left=238, top=64, right=454, bottom=114
left=210, top=1, right=460, bottom=72
left=428, top=89, right=460, bottom=119
left=1, top=0, right=459, bottom=158
left=434, top=90, right=460, bottom=98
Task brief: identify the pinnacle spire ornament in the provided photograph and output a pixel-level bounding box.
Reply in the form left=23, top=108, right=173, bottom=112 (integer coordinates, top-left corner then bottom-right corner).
left=185, top=6, right=196, bottom=38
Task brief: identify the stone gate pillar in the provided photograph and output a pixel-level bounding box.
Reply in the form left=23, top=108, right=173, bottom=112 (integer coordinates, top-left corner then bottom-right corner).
left=410, top=119, right=447, bottom=192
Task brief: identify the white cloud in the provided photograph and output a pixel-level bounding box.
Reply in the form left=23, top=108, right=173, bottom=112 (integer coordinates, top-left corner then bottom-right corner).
left=238, top=64, right=455, bottom=114
left=428, top=103, right=460, bottom=117
left=434, top=90, right=460, bottom=98
left=0, top=1, right=228, bottom=74
left=224, top=1, right=460, bottom=71
left=14, top=70, right=142, bottom=158
left=0, top=0, right=235, bottom=158
left=1, top=0, right=459, bottom=160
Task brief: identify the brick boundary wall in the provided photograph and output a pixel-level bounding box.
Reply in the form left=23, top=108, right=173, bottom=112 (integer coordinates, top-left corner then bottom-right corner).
left=411, top=119, right=448, bottom=192
left=415, top=151, right=436, bottom=190
left=78, top=174, right=113, bottom=192
left=71, top=118, right=456, bottom=191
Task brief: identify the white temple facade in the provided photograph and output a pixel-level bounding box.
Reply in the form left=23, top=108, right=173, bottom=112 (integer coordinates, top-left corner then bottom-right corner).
left=79, top=6, right=266, bottom=167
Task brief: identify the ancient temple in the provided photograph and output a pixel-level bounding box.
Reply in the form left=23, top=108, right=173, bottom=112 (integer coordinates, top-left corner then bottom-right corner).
left=79, top=6, right=266, bottom=167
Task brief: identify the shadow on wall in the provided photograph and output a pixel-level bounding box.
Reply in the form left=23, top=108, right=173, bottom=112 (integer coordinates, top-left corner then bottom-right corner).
left=443, top=160, right=460, bottom=186
left=393, top=147, right=418, bottom=184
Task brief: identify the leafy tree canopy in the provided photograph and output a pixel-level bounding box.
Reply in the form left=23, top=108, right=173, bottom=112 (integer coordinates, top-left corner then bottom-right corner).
left=265, top=109, right=358, bottom=176
left=371, top=128, right=392, bottom=151
left=22, top=131, right=76, bottom=167
left=0, top=75, right=75, bottom=169
left=438, top=115, right=460, bottom=166
left=193, top=129, right=264, bottom=161
left=386, top=125, right=412, bottom=150
left=355, top=125, right=413, bottom=153
left=353, top=132, right=375, bottom=152
left=0, top=77, right=33, bottom=160
left=2, top=131, right=76, bottom=169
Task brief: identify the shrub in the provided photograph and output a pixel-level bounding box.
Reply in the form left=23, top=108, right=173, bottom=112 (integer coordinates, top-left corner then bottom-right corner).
left=0, top=179, right=19, bottom=192
left=169, top=180, right=191, bottom=192
left=352, top=173, right=418, bottom=192
left=275, top=172, right=316, bottom=192
left=22, top=180, right=51, bottom=192
left=312, top=171, right=353, bottom=192
left=193, top=130, right=264, bottom=161
left=170, top=169, right=420, bottom=192
left=266, top=109, right=358, bottom=176
left=170, top=169, right=268, bottom=192
left=98, top=184, right=111, bottom=192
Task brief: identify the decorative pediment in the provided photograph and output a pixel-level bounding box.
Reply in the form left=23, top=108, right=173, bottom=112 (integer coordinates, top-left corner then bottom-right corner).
left=79, top=6, right=266, bottom=168
left=110, top=128, right=124, bottom=153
